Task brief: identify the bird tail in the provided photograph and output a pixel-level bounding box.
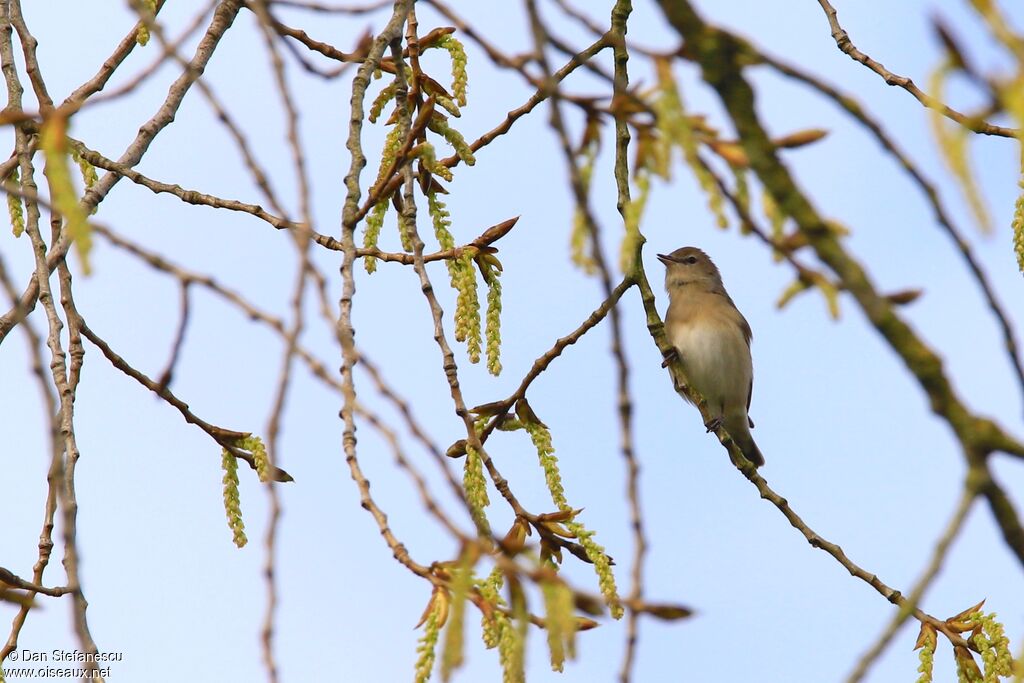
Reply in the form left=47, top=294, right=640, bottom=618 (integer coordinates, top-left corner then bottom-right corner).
left=725, top=417, right=765, bottom=468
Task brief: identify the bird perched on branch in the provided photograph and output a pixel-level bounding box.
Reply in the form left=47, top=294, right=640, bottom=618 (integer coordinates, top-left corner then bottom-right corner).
left=659, top=247, right=765, bottom=467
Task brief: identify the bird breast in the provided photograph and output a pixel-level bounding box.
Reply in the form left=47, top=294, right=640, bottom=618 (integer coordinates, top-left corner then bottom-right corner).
left=667, top=314, right=752, bottom=413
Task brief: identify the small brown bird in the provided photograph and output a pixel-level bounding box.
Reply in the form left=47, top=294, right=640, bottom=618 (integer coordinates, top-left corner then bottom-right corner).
left=659, top=247, right=765, bottom=467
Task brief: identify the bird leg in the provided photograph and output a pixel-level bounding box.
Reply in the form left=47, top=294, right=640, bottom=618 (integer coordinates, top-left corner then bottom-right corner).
left=660, top=347, right=680, bottom=368
left=704, top=416, right=723, bottom=433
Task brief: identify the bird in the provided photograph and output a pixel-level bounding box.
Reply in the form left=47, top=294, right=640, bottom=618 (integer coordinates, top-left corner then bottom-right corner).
left=658, top=247, right=765, bottom=467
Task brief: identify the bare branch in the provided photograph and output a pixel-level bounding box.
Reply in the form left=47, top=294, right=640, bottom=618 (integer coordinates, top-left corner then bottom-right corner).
left=814, top=0, right=1016, bottom=137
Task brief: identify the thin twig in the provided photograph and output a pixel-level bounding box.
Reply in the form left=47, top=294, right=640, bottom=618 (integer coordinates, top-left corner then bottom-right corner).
left=0, top=0, right=247, bottom=343
left=845, top=485, right=978, bottom=683
left=336, top=0, right=432, bottom=579
left=0, top=250, right=60, bottom=664
left=814, top=0, right=1015, bottom=137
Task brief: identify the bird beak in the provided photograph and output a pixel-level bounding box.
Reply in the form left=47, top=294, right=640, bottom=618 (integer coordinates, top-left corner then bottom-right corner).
left=657, top=253, right=676, bottom=265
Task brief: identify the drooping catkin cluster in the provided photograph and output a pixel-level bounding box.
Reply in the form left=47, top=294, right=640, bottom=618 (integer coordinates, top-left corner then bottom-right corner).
left=437, top=35, right=468, bottom=107
left=415, top=559, right=533, bottom=683
left=914, top=602, right=1014, bottom=683
left=479, top=566, right=506, bottom=649
left=924, top=12, right=1024, bottom=272
left=440, top=556, right=473, bottom=681
left=524, top=420, right=566, bottom=509
left=776, top=270, right=841, bottom=320
left=414, top=589, right=446, bottom=683
left=518, top=404, right=622, bottom=619
left=569, top=135, right=599, bottom=275
left=220, top=448, right=247, bottom=548
left=540, top=577, right=576, bottom=672
left=966, top=610, right=1013, bottom=681
left=652, top=57, right=728, bottom=229
left=422, top=395, right=619, bottom=682
left=503, top=579, right=529, bottom=683
left=428, top=192, right=489, bottom=366
left=453, top=250, right=482, bottom=362
left=916, top=634, right=935, bottom=683
left=928, top=61, right=992, bottom=234
left=217, top=435, right=273, bottom=548
left=358, top=31, right=505, bottom=373
left=360, top=124, right=404, bottom=272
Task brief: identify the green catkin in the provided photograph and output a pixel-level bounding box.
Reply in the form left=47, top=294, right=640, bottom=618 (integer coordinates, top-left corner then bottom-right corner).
left=135, top=0, right=157, bottom=45
left=479, top=566, right=505, bottom=649
left=463, top=445, right=491, bottom=535
left=1012, top=179, right=1024, bottom=274
left=569, top=522, right=622, bottom=619
left=436, top=36, right=468, bottom=106
left=441, top=560, right=472, bottom=681
left=928, top=61, right=992, bottom=232
left=71, top=149, right=98, bottom=190
left=454, top=252, right=481, bottom=362
left=497, top=597, right=527, bottom=683
left=524, top=422, right=566, bottom=510
left=523, top=421, right=623, bottom=618
left=429, top=192, right=456, bottom=251
left=570, top=142, right=599, bottom=274
left=427, top=116, right=475, bottom=166
left=652, top=59, right=728, bottom=229
left=428, top=193, right=481, bottom=361
left=240, top=436, right=270, bottom=483
left=916, top=640, right=935, bottom=683
left=541, top=580, right=576, bottom=672
left=362, top=200, right=389, bottom=273
left=414, top=598, right=444, bottom=683
left=494, top=613, right=523, bottom=683
left=7, top=166, right=24, bottom=237
left=433, top=91, right=462, bottom=118
left=417, top=142, right=454, bottom=182
left=221, top=448, right=247, bottom=548
left=485, top=276, right=502, bottom=375
left=763, top=189, right=786, bottom=262
left=732, top=166, right=750, bottom=231
left=398, top=208, right=414, bottom=253
left=41, top=120, right=92, bottom=274
left=368, top=105, right=410, bottom=256
left=377, top=123, right=404, bottom=183
left=967, top=611, right=1013, bottom=681
left=369, top=81, right=398, bottom=124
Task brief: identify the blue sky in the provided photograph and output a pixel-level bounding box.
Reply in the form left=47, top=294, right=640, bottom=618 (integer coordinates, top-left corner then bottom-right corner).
left=2, top=1, right=1023, bottom=681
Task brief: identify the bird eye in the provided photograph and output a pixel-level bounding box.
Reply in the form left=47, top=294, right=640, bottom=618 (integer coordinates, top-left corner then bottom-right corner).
left=685, top=256, right=698, bottom=265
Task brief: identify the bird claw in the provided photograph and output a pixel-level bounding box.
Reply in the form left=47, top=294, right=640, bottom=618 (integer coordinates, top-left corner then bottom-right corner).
left=661, top=348, right=680, bottom=368
left=704, top=416, right=722, bottom=433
